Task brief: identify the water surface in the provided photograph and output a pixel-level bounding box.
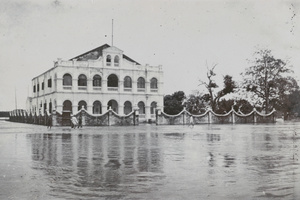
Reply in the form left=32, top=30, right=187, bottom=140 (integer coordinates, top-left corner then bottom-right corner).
left=0, top=121, right=300, bottom=199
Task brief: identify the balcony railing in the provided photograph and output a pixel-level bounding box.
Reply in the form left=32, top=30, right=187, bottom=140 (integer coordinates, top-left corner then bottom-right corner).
left=78, top=86, right=87, bottom=90
left=137, top=88, right=145, bottom=92
left=124, top=88, right=132, bottom=92
left=93, top=86, right=102, bottom=91
left=150, top=89, right=158, bottom=92
left=139, top=114, right=145, bottom=118
left=108, top=87, right=118, bottom=91
left=63, top=86, right=72, bottom=90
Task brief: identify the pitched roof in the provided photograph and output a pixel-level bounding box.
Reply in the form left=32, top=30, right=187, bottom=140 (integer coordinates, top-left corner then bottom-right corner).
left=69, top=44, right=140, bottom=65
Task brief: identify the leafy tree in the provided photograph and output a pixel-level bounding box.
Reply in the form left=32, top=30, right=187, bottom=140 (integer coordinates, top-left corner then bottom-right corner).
left=288, top=90, right=300, bottom=117
left=215, top=99, right=235, bottom=114
left=164, top=91, right=185, bottom=115
left=271, top=76, right=299, bottom=117
left=185, top=93, right=209, bottom=114
left=241, top=49, right=296, bottom=113
left=233, top=99, right=254, bottom=114
left=214, top=98, right=255, bottom=115
left=220, top=75, right=236, bottom=96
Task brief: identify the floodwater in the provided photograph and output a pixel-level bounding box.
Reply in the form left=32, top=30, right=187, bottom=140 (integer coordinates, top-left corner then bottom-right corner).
left=0, top=121, right=300, bottom=200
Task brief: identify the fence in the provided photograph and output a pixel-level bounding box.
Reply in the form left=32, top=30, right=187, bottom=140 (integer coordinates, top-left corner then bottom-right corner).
left=9, top=108, right=139, bottom=127
left=9, top=107, right=276, bottom=126
left=156, top=107, right=276, bottom=125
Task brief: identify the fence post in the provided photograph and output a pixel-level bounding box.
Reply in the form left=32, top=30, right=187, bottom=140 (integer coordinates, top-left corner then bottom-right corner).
left=208, top=109, right=212, bottom=124
left=52, top=111, right=58, bottom=126
left=253, top=108, right=257, bottom=123
left=134, top=109, right=139, bottom=126
left=108, top=108, right=111, bottom=126
left=156, top=109, right=161, bottom=125
left=232, top=108, right=235, bottom=124
left=183, top=108, right=186, bottom=125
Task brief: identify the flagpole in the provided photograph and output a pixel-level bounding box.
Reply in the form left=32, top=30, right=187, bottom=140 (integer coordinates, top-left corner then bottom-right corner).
left=112, top=19, right=114, bottom=46
left=15, top=86, right=18, bottom=110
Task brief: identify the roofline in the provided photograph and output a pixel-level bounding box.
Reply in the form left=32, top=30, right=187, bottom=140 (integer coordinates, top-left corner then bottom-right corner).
left=32, top=44, right=142, bottom=81
left=69, top=43, right=110, bottom=61
left=32, top=66, right=57, bottom=81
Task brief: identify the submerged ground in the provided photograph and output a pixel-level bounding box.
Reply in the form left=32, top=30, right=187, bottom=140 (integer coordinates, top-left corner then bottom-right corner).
left=0, top=120, right=300, bottom=199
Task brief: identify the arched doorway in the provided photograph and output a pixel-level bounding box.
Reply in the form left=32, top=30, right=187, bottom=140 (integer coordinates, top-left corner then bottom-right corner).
left=63, top=100, right=72, bottom=112
left=78, top=100, right=87, bottom=111
left=138, top=101, right=145, bottom=118
left=151, top=101, right=157, bottom=115
left=62, top=100, right=72, bottom=126
left=107, top=100, right=118, bottom=113
left=124, top=101, right=132, bottom=115
left=93, top=101, right=102, bottom=114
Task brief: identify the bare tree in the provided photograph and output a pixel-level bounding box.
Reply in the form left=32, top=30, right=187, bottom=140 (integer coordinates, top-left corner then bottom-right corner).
left=199, top=63, right=218, bottom=111
left=199, top=63, right=236, bottom=111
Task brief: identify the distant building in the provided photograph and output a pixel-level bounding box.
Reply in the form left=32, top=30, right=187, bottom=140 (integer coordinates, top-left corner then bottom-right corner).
left=26, top=44, right=164, bottom=122
left=0, top=111, right=9, bottom=120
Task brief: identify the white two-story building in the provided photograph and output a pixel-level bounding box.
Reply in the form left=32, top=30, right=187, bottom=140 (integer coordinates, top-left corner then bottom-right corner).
left=26, top=44, right=164, bottom=122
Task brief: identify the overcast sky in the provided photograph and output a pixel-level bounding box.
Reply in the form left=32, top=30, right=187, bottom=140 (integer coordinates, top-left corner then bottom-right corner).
left=0, top=0, right=299, bottom=111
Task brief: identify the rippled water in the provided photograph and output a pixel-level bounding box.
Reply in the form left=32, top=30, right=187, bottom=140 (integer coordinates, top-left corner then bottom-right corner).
left=0, top=121, right=300, bottom=199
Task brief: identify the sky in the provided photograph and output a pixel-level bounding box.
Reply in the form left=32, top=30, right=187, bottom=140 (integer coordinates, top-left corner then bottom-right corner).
left=0, top=0, right=300, bottom=111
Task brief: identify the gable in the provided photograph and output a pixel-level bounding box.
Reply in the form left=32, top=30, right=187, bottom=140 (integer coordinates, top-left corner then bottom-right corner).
left=103, top=46, right=123, bottom=54
left=69, top=44, right=140, bottom=65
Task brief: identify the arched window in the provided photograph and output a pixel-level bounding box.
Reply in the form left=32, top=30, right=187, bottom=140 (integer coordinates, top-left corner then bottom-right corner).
left=138, top=101, right=145, bottom=114
left=107, top=74, right=118, bottom=87
left=78, top=100, right=87, bottom=111
left=93, top=101, right=102, bottom=114
left=63, top=100, right=72, bottom=112
left=114, top=55, right=119, bottom=66
left=151, top=101, right=157, bottom=114
left=124, top=76, right=132, bottom=88
left=106, top=55, right=111, bottom=66
left=124, top=101, right=132, bottom=115
left=78, top=74, right=87, bottom=86
left=150, top=78, right=158, bottom=89
left=93, top=75, right=101, bottom=86
left=137, top=77, right=145, bottom=88
left=107, top=100, right=118, bottom=113
left=63, top=74, right=72, bottom=86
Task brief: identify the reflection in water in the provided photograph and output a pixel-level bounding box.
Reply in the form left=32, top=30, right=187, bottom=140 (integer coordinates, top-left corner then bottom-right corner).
left=27, top=131, right=164, bottom=199
left=207, top=133, right=220, bottom=142
left=223, top=154, right=235, bottom=168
